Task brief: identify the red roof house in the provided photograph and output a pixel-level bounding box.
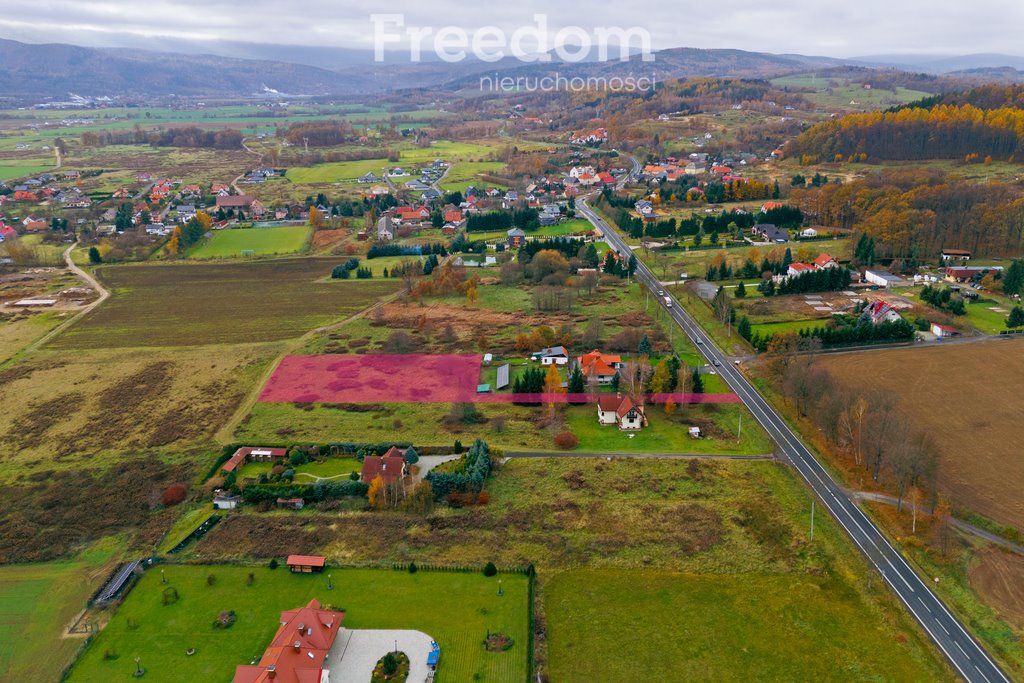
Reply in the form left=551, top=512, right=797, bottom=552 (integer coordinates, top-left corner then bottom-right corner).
left=233, top=598, right=342, bottom=683
left=360, top=451, right=407, bottom=484
left=577, top=350, right=622, bottom=385
left=813, top=253, right=838, bottom=269
left=222, top=446, right=288, bottom=474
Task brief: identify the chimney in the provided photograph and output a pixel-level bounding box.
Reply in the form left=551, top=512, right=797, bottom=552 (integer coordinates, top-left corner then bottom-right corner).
left=294, top=640, right=301, bottom=652
left=267, top=665, right=277, bottom=679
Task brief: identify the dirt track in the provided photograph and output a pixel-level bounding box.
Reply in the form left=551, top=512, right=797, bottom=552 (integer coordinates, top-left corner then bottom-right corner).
left=820, top=338, right=1024, bottom=529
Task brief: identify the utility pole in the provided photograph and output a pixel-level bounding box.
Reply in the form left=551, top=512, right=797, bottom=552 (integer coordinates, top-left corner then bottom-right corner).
left=737, top=413, right=741, bottom=442
left=809, top=500, right=816, bottom=543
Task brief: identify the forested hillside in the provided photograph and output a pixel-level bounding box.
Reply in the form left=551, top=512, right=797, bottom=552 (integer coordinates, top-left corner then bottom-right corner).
left=786, top=104, right=1024, bottom=162
left=791, top=169, right=1024, bottom=258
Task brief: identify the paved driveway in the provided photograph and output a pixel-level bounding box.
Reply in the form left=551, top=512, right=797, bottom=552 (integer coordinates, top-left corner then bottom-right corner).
left=414, top=455, right=459, bottom=480
left=326, top=628, right=435, bottom=682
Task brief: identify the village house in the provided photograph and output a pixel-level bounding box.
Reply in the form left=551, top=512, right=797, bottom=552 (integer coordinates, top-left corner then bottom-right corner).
left=941, top=248, right=972, bottom=261
left=596, top=395, right=647, bottom=430
left=212, top=489, right=241, bottom=510
left=862, top=299, right=903, bottom=325
left=232, top=598, right=341, bottom=683
left=800, top=227, right=818, bottom=238
left=931, top=323, right=961, bottom=339
left=507, top=227, right=526, bottom=248
left=945, top=266, right=999, bottom=283
left=813, top=253, right=837, bottom=269
left=376, top=215, right=395, bottom=242
left=361, top=447, right=407, bottom=484
left=787, top=262, right=815, bottom=278
left=577, top=350, right=622, bottom=385
left=634, top=200, right=656, bottom=220
left=221, top=446, right=288, bottom=474
left=532, top=346, right=569, bottom=365
left=752, top=223, right=789, bottom=243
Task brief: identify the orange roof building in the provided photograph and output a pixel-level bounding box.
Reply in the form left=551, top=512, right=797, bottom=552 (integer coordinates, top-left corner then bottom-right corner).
left=233, top=599, right=343, bottom=683
left=577, top=350, right=622, bottom=385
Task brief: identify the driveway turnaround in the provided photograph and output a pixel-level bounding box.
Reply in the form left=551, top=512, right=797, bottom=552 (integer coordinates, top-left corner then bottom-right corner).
left=327, top=628, right=435, bottom=682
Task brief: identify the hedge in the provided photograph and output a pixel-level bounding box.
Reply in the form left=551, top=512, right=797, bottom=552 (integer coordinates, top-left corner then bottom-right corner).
left=242, top=480, right=369, bottom=504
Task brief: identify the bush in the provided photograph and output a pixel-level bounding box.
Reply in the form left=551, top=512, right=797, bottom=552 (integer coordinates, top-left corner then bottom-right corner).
left=268, top=558, right=279, bottom=570
left=408, top=561, right=417, bottom=574
left=483, top=561, right=498, bottom=577
left=553, top=431, right=579, bottom=450
left=160, top=484, right=187, bottom=507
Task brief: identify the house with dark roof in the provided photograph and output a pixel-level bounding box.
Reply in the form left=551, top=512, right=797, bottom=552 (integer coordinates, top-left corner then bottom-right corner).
left=507, top=227, right=526, bottom=248
left=752, top=223, right=789, bottom=243
left=596, top=395, right=646, bottom=430
left=531, top=346, right=569, bottom=365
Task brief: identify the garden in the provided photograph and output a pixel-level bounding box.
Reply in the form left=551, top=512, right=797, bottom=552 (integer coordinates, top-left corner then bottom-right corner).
left=66, top=564, right=530, bottom=683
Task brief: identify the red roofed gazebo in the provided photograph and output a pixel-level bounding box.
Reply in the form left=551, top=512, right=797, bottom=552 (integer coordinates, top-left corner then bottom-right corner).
left=286, top=555, right=326, bottom=573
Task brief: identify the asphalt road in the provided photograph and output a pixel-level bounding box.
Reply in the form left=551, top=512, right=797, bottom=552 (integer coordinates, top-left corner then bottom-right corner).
left=578, top=196, right=1011, bottom=683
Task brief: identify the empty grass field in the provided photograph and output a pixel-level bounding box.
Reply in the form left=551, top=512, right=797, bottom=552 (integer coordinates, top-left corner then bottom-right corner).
left=67, top=565, right=528, bottom=683
left=819, top=338, right=1024, bottom=529
left=48, top=258, right=399, bottom=348
left=545, top=569, right=951, bottom=682
left=188, top=226, right=311, bottom=259
left=0, top=541, right=123, bottom=681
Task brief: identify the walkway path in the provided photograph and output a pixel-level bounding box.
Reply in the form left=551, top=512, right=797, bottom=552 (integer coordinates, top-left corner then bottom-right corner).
left=849, top=490, right=1024, bottom=556
left=23, top=242, right=110, bottom=354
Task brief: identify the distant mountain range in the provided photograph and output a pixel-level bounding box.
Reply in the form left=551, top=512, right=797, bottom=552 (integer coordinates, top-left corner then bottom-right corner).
left=2, top=36, right=1022, bottom=103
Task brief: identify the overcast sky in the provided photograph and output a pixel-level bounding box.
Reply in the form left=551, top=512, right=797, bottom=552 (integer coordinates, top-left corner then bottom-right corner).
left=0, top=1, right=1021, bottom=59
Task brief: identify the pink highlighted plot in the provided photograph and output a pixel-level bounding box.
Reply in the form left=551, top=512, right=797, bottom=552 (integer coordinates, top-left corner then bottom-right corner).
left=259, top=354, right=484, bottom=404
left=258, top=354, right=743, bottom=405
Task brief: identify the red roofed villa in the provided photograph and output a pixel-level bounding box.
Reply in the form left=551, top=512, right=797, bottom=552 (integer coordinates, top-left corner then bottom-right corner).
left=360, top=447, right=408, bottom=484
left=577, top=350, right=622, bottom=385
left=233, top=598, right=342, bottom=683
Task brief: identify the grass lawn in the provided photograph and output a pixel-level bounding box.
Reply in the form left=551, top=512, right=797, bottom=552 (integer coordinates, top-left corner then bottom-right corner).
left=188, top=226, right=311, bottom=259
left=0, top=311, right=65, bottom=364
left=545, top=569, right=950, bottom=682
left=0, top=161, right=54, bottom=180
left=237, top=457, right=362, bottom=480
left=751, top=319, right=829, bottom=338
left=157, top=507, right=217, bottom=554
left=565, top=402, right=771, bottom=455
left=0, top=540, right=124, bottom=681
left=67, top=565, right=529, bottom=683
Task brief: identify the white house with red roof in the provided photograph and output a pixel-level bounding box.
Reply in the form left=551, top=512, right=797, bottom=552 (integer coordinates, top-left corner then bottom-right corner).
left=577, top=350, right=622, bottom=385
left=813, top=253, right=838, bottom=270
left=787, top=262, right=815, bottom=278
left=597, top=395, right=646, bottom=430
left=863, top=299, right=902, bottom=325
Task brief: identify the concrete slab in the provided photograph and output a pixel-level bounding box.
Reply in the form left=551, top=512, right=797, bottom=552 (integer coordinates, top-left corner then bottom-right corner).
left=415, top=455, right=460, bottom=480
left=327, top=629, right=436, bottom=683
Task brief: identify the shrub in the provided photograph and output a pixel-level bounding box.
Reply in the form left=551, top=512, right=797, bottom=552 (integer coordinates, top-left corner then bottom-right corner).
left=160, top=484, right=187, bottom=507
left=268, top=558, right=279, bottom=570
left=213, top=610, right=236, bottom=629
left=553, top=431, right=579, bottom=450
left=483, top=561, right=498, bottom=577
left=408, top=561, right=417, bottom=574
left=206, top=573, right=217, bottom=586
left=271, top=465, right=285, bottom=476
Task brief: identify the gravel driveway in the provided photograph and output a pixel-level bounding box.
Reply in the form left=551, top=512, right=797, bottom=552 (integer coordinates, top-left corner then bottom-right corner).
left=326, top=628, right=435, bottom=682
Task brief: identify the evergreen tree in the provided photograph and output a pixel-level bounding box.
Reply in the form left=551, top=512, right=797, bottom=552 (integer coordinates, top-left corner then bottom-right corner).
left=638, top=335, right=652, bottom=355
left=88, top=246, right=102, bottom=264
left=735, top=281, right=747, bottom=298
left=567, top=364, right=585, bottom=393
left=737, top=315, right=752, bottom=341
left=1002, top=260, right=1024, bottom=296
left=1007, top=306, right=1024, bottom=329
left=691, top=367, right=704, bottom=393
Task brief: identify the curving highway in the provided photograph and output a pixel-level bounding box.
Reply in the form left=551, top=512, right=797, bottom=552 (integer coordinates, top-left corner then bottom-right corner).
left=578, top=194, right=1011, bottom=683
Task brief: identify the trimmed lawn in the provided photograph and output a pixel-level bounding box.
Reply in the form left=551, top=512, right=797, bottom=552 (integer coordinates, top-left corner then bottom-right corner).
left=751, top=319, right=829, bottom=337
left=67, top=565, right=529, bottom=683
left=237, top=457, right=362, bottom=480
left=566, top=403, right=771, bottom=455
left=545, top=569, right=951, bottom=682
left=189, top=226, right=311, bottom=259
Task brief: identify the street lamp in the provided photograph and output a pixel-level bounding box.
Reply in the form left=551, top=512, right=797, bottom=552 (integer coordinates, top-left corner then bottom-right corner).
left=160, top=569, right=166, bottom=585
left=497, top=579, right=503, bottom=597
left=327, top=574, right=333, bottom=590
left=133, top=656, right=144, bottom=677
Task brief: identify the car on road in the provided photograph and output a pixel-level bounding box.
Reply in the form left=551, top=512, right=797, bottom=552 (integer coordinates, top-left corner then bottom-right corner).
left=663, top=296, right=673, bottom=307
left=713, top=359, right=721, bottom=367
left=696, top=339, right=703, bottom=344
left=657, top=289, right=665, bottom=296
